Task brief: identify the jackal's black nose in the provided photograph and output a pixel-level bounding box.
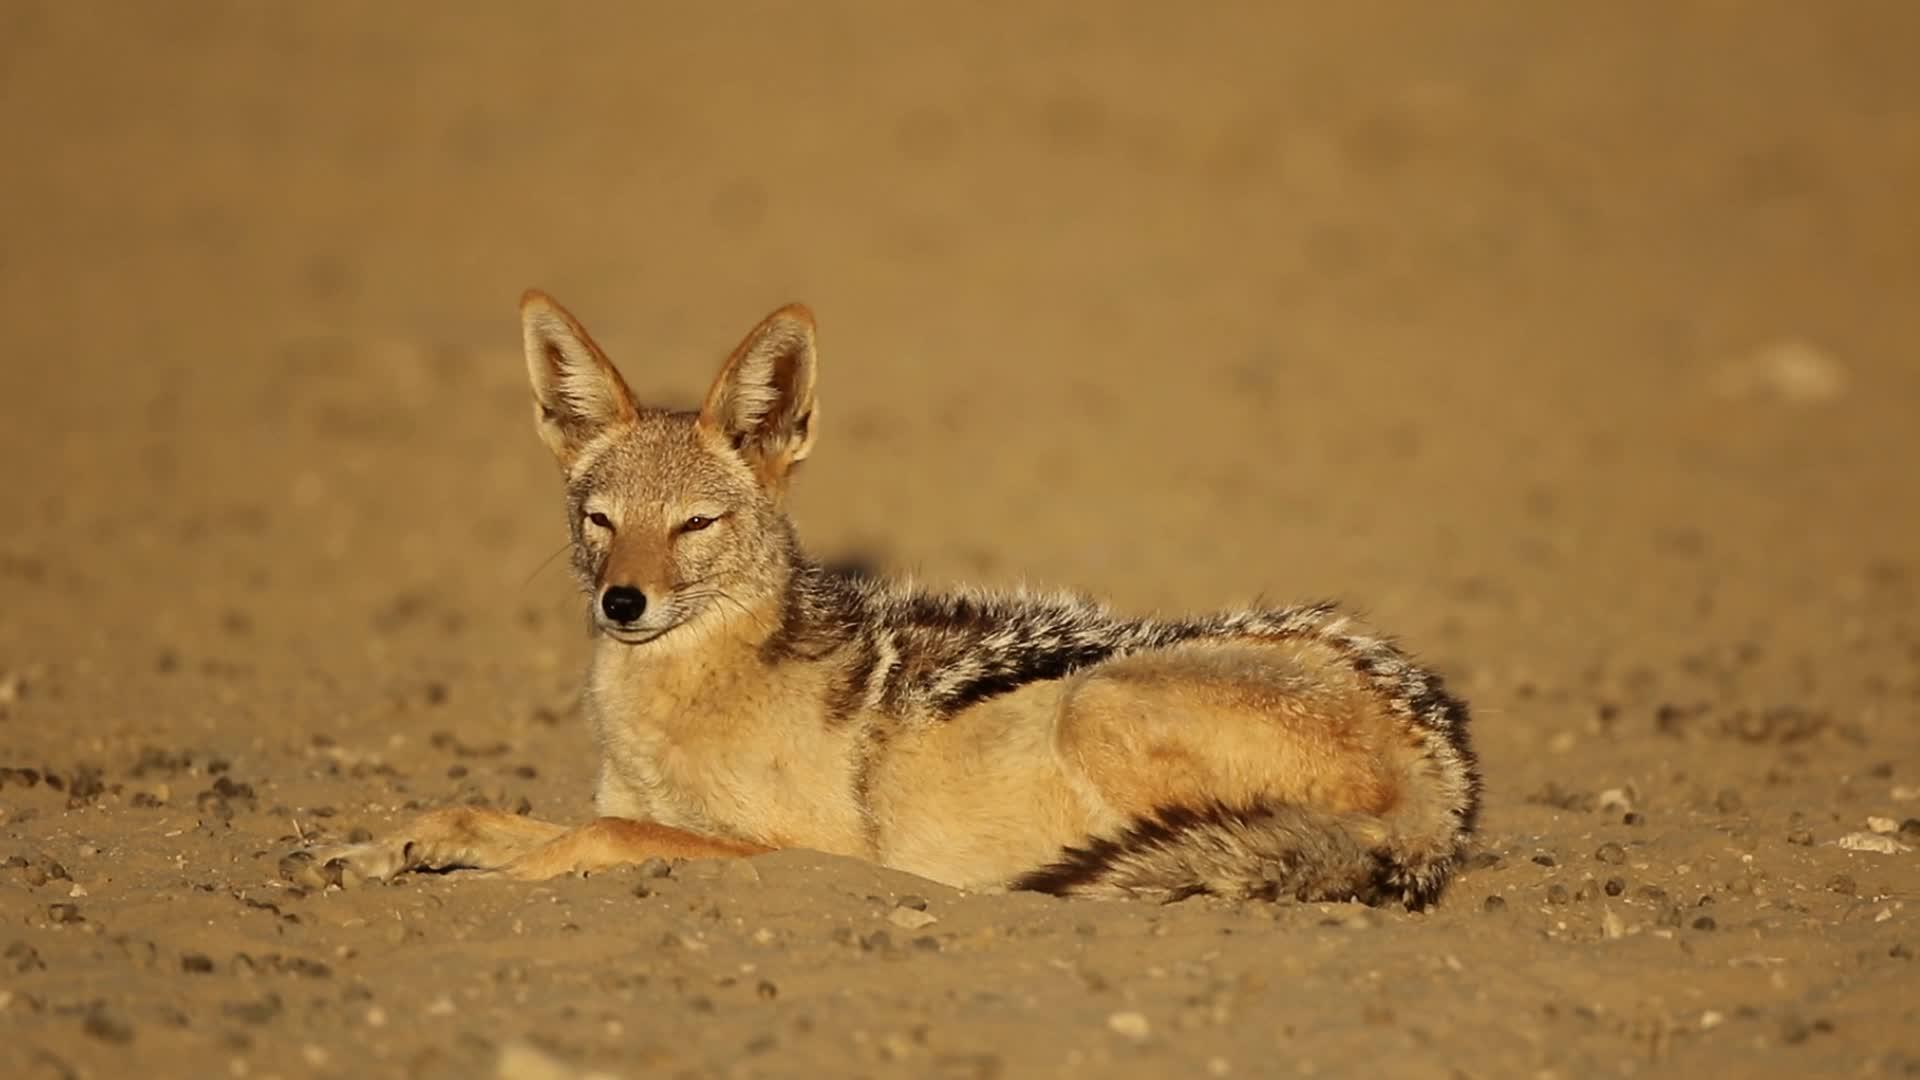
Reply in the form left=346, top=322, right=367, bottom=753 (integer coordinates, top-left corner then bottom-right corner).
left=600, top=586, right=646, bottom=624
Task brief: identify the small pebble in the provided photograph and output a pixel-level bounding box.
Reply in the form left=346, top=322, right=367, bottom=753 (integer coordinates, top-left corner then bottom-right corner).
left=83, top=1007, right=134, bottom=1044
left=1601, top=910, right=1626, bottom=939
left=1787, top=828, right=1814, bottom=846
left=1777, top=1019, right=1812, bottom=1046
left=1836, top=832, right=1909, bottom=855
left=1545, top=884, right=1570, bottom=905
left=1827, top=874, right=1857, bottom=896
left=1604, top=878, right=1626, bottom=897
left=720, top=860, right=761, bottom=886
left=1594, top=843, right=1627, bottom=865
left=888, top=906, right=938, bottom=931
left=223, top=994, right=283, bottom=1025
left=1530, top=854, right=1557, bottom=868
left=1692, top=916, right=1717, bottom=931
left=1482, top=895, right=1507, bottom=913
left=1107, top=1011, right=1151, bottom=1041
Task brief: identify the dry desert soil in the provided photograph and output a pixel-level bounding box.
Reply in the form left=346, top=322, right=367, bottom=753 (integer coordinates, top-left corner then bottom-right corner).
left=2, top=4, right=1919, bottom=1078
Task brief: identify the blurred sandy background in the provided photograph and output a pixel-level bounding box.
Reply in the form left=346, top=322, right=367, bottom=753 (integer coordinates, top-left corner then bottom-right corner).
left=2, top=3, right=1918, bottom=1078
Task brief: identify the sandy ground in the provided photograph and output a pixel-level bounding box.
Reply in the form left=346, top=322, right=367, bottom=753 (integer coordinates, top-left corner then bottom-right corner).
left=3, top=3, right=1919, bottom=1077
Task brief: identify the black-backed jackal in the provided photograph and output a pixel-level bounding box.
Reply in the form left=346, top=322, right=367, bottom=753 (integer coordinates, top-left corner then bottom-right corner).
left=315, top=294, right=1480, bottom=906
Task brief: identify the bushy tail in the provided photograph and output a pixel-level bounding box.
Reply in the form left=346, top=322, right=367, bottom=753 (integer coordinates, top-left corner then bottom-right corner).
left=1012, top=801, right=1461, bottom=909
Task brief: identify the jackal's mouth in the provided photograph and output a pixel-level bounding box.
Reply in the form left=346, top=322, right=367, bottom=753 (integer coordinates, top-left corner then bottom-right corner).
left=597, top=623, right=675, bottom=646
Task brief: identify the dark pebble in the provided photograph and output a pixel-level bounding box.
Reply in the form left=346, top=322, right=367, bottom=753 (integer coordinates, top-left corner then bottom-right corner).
left=445, top=765, right=468, bottom=779
left=47, top=903, right=82, bottom=924
left=1889, top=944, right=1912, bottom=960
left=898, top=895, right=929, bottom=911
left=1827, top=875, right=1857, bottom=896
left=7, top=941, right=46, bottom=972
left=68, top=767, right=107, bottom=803
left=1593, top=843, right=1627, bottom=865
left=222, top=993, right=284, bottom=1025
left=636, top=857, right=673, bottom=879
left=1530, top=854, right=1557, bottom=868
left=912, top=936, right=942, bottom=952
left=83, top=1007, right=134, bottom=1044
left=1482, top=895, right=1507, bottom=913
left=1787, top=828, right=1814, bottom=846
left=859, top=930, right=893, bottom=952
left=0, top=767, right=43, bottom=789
left=1692, top=916, right=1717, bottom=931
left=181, top=952, right=214, bottom=974
left=1900, top=819, right=1920, bottom=842
left=1546, top=884, right=1570, bottom=905
left=756, top=980, right=778, bottom=1000
left=1604, top=878, right=1626, bottom=897
left=347, top=827, right=373, bottom=843
left=1623, top=812, right=1645, bottom=826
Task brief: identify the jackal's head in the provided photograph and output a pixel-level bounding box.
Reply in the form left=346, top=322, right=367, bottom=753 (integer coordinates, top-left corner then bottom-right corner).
left=519, top=291, right=817, bottom=646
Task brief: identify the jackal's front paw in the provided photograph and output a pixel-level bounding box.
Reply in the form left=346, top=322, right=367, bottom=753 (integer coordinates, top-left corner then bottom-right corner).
left=277, top=837, right=417, bottom=886
left=309, top=837, right=416, bottom=883
left=288, top=806, right=573, bottom=885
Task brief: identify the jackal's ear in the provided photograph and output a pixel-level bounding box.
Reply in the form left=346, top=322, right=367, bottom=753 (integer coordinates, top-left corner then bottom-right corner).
left=520, top=290, right=639, bottom=466
left=698, top=304, right=818, bottom=488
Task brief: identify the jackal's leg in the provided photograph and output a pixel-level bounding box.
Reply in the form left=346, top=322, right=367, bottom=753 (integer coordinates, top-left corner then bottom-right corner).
left=492, top=817, right=771, bottom=880
left=312, top=806, right=570, bottom=881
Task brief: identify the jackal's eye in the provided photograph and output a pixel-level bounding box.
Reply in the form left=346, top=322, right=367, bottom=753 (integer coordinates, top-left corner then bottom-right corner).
left=681, top=514, right=716, bottom=533
left=585, top=511, right=614, bottom=531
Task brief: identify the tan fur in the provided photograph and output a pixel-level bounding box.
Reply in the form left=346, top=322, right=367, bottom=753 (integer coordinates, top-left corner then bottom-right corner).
left=313, top=292, right=1480, bottom=907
